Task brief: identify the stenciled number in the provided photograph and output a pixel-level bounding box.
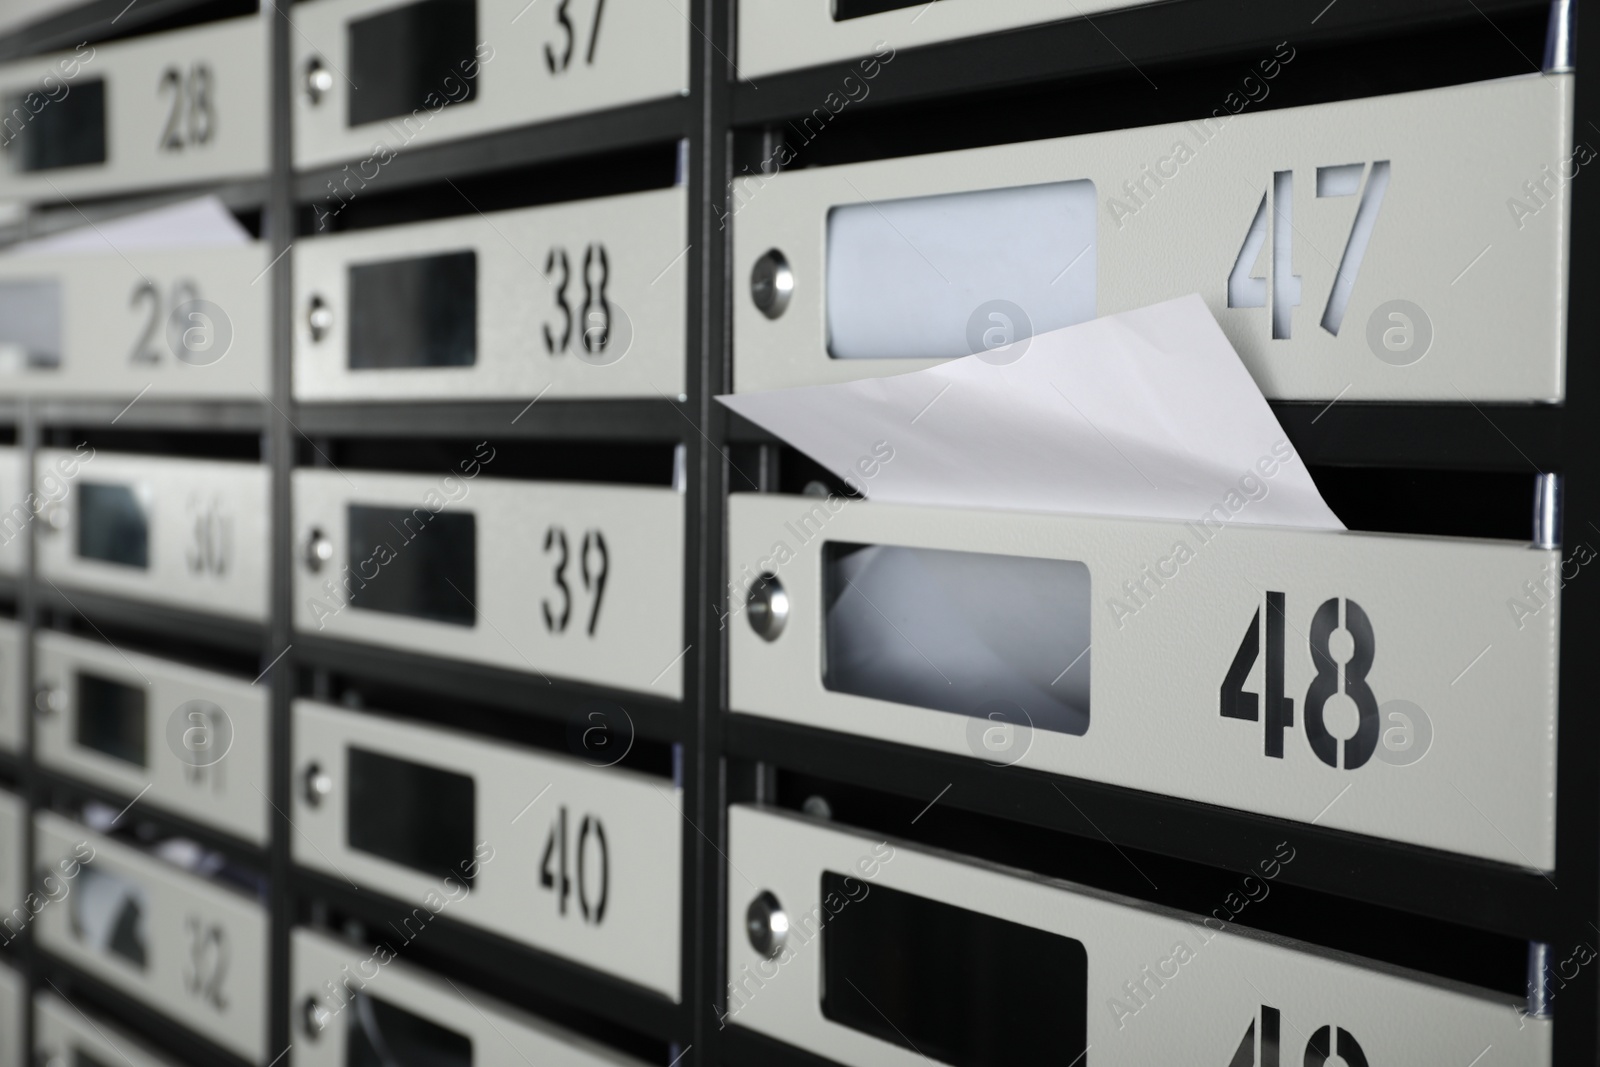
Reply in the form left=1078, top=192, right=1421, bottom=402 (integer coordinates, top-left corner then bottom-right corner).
left=542, top=525, right=572, bottom=632
left=545, top=0, right=606, bottom=73
left=159, top=64, right=216, bottom=151
left=542, top=524, right=609, bottom=635
left=581, top=243, right=611, bottom=353
left=543, top=242, right=613, bottom=356
left=542, top=248, right=572, bottom=354
left=1220, top=591, right=1379, bottom=770
left=185, top=494, right=232, bottom=577
left=182, top=915, right=229, bottom=1010
left=1225, top=1004, right=1368, bottom=1067
left=1228, top=162, right=1390, bottom=339
left=128, top=278, right=200, bottom=365
left=579, top=529, right=608, bottom=635
left=539, top=805, right=609, bottom=924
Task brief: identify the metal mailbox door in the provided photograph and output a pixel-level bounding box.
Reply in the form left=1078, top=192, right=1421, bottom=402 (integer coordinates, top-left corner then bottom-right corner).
left=290, top=927, right=652, bottom=1065
left=0, top=244, right=270, bottom=397
left=292, top=467, right=685, bottom=696
left=33, top=812, right=270, bottom=1063
left=291, top=0, right=688, bottom=170
left=291, top=700, right=684, bottom=1000
left=0, top=16, right=267, bottom=202
left=728, top=493, right=1559, bottom=868
left=726, top=805, right=1552, bottom=1066
left=35, top=449, right=269, bottom=622
left=733, top=73, right=1572, bottom=401
left=34, top=630, right=270, bottom=845
left=293, top=187, right=688, bottom=401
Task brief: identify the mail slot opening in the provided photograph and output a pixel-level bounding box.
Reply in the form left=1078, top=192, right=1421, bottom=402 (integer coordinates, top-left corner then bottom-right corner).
left=5, top=78, right=106, bottom=172
left=823, top=543, right=1090, bottom=736
left=825, top=181, right=1097, bottom=360
left=0, top=279, right=61, bottom=371
left=832, top=0, right=927, bottom=19
left=76, top=672, right=147, bottom=768
left=347, top=746, right=477, bottom=886
left=821, top=872, right=1088, bottom=1066
left=347, top=991, right=472, bottom=1066
left=345, top=504, right=476, bottom=625
left=74, top=1047, right=119, bottom=1067
left=347, top=0, right=479, bottom=127
left=77, top=483, right=149, bottom=569
left=70, top=865, right=149, bottom=970
left=348, top=251, right=477, bottom=369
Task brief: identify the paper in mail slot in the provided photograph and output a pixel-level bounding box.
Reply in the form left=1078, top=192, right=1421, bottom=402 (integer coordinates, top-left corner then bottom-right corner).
left=0, top=195, right=252, bottom=257
left=719, top=294, right=1343, bottom=531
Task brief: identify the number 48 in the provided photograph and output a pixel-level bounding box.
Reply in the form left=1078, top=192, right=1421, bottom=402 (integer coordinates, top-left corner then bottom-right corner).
left=1220, top=591, right=1381, bottom=770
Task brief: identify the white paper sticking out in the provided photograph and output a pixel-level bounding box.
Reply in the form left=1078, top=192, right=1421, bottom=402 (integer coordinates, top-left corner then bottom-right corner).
left=826, top=179, right=1098, bottom=360
left=719, top=294, right=1344, bottom=530
left=0, top=195, right=253, bottom=257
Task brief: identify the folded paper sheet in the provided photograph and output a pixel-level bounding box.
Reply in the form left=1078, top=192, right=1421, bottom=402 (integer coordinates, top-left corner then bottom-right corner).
left=720, top=294, right=1344, bottom=530
left=0, top=195, right=252, bottom=257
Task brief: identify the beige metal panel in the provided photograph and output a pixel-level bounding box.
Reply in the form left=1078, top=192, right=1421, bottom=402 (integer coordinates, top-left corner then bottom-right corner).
left=728, top=493, right=1559, bottom=868
left=291, top=700, right=684, bottom=1000
left=0, top=448, right=25, bottom=576
left=291, top=927, right=654, bottom=1064
left=733, top=73, right=1572, bottom=401
left=0, top=621, right=20, bottom=755
left=34, top=993, right=186, bottom=1067
left=293, top=187, right=688, bottom=400
left=0, top=962, right=20, bottom=1067
left=34, top=812, right=269, bottom=1063
left=0, top=245, right=270, bottom=398
left=34, top=449, right=269, bottom=622
left=291, top=0, right=688, bottom=170
left=727, top=806, right=1552, bottom=1065
left=0, top=17, right=268, bottom=203
left=292, top=468, right=685, bottom=697
left=0, top=789, right=22, bottom=923
left=34, top=630, right=270, bottom=845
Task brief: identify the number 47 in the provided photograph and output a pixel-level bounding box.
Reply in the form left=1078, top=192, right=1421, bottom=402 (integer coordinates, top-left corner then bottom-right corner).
left=1228, top=162, right=1390, bottom=340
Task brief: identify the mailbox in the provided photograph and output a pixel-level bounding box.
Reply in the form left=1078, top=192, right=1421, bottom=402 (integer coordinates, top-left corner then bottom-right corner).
left=0, top=241, right=270, bottom=398
left=291, top=0, right=688, bottom=170
left=291, top=926, right=653, bottom=1065
left=35, top=449, right=269, bottom=622
left=293, top=465, right=684, bottom=696
left=294, top=187, right=687, bottom=401
left=726, top=805, right=1551, bottom=1066
left=0, top=16, right=266, bottom=202
left=728, top=493, right=1559, bottom=868
left=34, top=630, right=269, bottom=845
left=733, top=73, right=1572, bottom=401
left=33, top=811, right=269, bottom=1063
left=291, top=699, right=684, bottom=1000
left=34, top=992, right=186, bottom=1067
